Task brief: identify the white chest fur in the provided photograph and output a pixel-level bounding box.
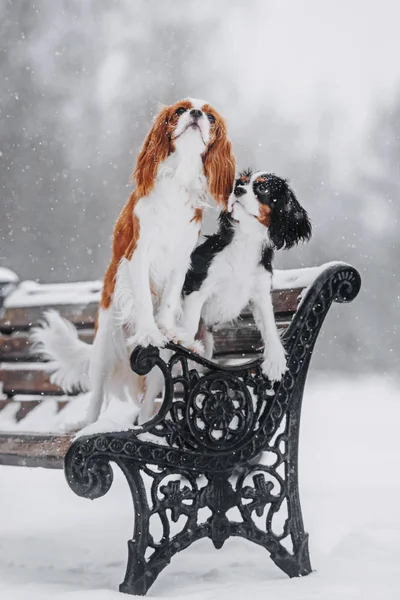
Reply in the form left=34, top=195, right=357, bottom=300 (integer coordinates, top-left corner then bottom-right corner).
left=201, top=229, right=269, bottom=325
left=134, top=134, right=207, bottom=291
left=134, top=182, right=199, bottom=290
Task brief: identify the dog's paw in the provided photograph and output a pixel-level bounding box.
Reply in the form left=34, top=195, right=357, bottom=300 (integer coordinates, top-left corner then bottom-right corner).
left=159, top=325, right=186, bottom=343
left=126, top=328, right=167, bottom=350
left=187, top=339, right=205, bottom=355
left=157, top=324, right=197, bottom=348
left=166, top=330, right=205, bottom=356
left=262, top=346, right=287, bottom=382
left=59, top=417, right=93, bottom=434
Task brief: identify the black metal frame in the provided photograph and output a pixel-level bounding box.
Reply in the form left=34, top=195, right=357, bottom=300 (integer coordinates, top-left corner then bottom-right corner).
left=64, top=263, right=361, bottom=595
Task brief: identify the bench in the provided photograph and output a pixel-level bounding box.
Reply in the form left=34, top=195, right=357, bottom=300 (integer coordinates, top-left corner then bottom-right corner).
left=0, top=268, right=304, bottom=465
left=0, top=262, right=361, bottom=595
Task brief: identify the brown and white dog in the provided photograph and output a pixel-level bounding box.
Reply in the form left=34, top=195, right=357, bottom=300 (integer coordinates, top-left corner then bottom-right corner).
left=32, top=98, right=236, bottom=429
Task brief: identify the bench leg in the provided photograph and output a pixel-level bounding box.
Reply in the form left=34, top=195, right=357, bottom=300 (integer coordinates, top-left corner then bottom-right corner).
left=116, top=460, right=207, bottom=596
left=114, top=401, right=312, bottom=598
left=267, top=376, right=312, bottom=577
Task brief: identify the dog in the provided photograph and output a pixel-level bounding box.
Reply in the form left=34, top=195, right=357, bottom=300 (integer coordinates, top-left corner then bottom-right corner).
left=138, top=170, right=312, bottom=424
left=32, top=98, right=236, bottom=430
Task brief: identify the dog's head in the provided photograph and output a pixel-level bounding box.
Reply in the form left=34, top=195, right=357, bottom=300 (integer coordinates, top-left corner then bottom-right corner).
left=228, top=169, right=312, bottom=249
left=134, top=98, right=235, bottom=206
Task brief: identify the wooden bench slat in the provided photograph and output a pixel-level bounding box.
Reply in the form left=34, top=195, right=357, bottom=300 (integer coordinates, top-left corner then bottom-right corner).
left=0, top=368, right=66, bottom=396
left=0, top=334, right=31, bottom=360
left=0, top=288, right=302, bottom=333
left=0, top=302, right=99, bottom=333
left=212, top=319, right=289, bottom=355
left=0, top=433, right=73, bottom=468
left=0, top=331, right=94, bottom=362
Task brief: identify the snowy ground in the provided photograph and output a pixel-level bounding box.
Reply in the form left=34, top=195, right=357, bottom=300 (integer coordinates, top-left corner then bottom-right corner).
left=1, top=374, right=400, bottom=599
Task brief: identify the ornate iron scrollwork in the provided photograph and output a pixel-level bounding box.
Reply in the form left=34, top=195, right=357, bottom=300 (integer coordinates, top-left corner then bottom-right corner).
left=64, top=263, right=361, bottom=595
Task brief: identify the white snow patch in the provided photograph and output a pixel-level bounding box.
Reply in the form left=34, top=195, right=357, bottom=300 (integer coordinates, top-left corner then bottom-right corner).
left=0, top=374, right=400, bottom=599
left=0, top=267, right=19, bottom=283
left=4, top=280, right=102, bottom=308
left=0, top=363, right=55, bottom=371
left=72, top=397, right=139, bottom=439
left=272, top=261, right=348, bottom=290
left=136, top=430, right=170, bottom=446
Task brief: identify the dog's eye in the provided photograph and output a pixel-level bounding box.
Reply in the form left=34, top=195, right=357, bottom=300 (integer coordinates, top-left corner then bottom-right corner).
left=206, top=113, right=216, bottom=124
left=236, top=179, right=246, bottom=187
left=258, top=183, right=268, bottom=193
left=175, top=107, right=187, bottom=116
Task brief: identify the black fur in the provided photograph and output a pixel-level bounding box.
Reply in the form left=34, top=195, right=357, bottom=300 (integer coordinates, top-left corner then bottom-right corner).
left=260, top=245, right=274, bottom=273
left=183, top=212, right=235, bottom=295
left=262, top=174, right=312, bottom=250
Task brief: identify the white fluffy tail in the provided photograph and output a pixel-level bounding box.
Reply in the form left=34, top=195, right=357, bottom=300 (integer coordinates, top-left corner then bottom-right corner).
left=31, top=310, right=92, bottom=393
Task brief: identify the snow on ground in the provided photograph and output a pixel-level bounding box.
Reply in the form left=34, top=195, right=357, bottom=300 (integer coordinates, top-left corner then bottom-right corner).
left=1, top=374, right=400, bottom=600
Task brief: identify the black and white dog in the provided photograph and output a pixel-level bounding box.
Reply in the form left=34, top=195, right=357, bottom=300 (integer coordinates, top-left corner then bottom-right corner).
left=139, top=170, right=312, bottom=423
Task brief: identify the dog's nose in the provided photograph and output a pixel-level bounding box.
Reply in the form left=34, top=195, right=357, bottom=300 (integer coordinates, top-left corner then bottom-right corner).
left=234, top=186, right=247, bottom=198
left=190, top=109, right=203, bottom=119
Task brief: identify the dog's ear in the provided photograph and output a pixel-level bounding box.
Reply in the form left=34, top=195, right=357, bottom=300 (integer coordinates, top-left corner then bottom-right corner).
left=203, top=117, right=236, bottom=209
left=134, top=106, right=171, bottom=197
left=269, top=186, right=312, bottom=250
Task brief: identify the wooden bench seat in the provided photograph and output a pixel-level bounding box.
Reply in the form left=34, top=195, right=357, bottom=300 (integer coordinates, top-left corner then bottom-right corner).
left=0, top=431, right=72, bottom=468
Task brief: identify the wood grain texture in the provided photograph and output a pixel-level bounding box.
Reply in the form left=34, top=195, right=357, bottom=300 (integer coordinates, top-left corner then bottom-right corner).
left=0, top=302, right=99, bottom=333
left=0, top=432, right=73, bottom=468
left=0, top=331, right=94, bottom=362
left=0, top=368, right=69, bottom=396
left=212, top=318, right=289, bottom=356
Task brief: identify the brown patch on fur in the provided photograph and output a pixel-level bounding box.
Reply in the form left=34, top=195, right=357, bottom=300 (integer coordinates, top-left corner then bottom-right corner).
left=100, top=190, right=140, bottom=309
left=190, top=207, right=203, bottom=224
left=257, top=204, right=271, bottom=227
left=255, top=176, right=267, bottom=183
left=202, top=103, right=236, bottom=208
